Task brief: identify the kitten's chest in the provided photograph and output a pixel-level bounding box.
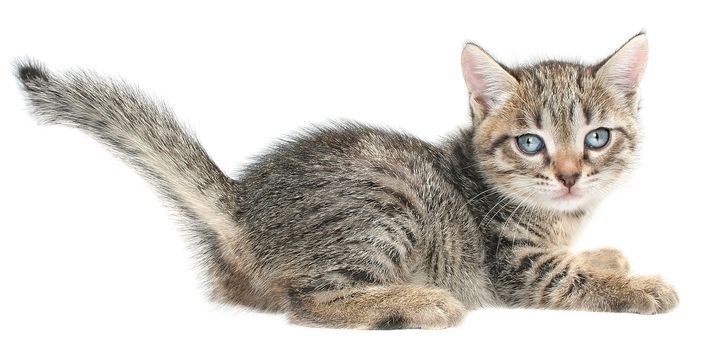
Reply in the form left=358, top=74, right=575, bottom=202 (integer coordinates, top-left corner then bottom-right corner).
left=545, top=214, right=586, bottom=245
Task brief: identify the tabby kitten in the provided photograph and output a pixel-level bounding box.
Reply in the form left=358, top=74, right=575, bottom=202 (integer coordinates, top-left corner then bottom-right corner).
left=16, top=33, right=677, bottom=329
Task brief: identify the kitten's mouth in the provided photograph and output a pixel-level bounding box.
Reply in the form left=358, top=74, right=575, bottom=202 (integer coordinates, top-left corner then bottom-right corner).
left=555, top=191, right=581, bottom=201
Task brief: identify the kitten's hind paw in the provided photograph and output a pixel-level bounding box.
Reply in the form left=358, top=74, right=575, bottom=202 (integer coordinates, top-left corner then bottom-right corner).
left=288, top=285, right=466, bottom=329
left=387, top=288, right=466, bottom=330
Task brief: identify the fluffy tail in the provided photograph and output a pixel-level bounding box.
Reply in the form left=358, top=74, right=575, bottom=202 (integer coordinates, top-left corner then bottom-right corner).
left=15, top=60, right=242, bottom=254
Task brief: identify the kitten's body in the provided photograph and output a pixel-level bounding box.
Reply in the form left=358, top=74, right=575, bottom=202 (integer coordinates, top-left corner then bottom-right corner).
left=16, top=34, right=677, bottom=329
left=232, top=124, right=497, bottom=311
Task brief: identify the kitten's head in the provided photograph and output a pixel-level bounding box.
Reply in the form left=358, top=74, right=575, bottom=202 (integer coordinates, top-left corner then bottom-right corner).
left=463, top=34, right=647, bottom=213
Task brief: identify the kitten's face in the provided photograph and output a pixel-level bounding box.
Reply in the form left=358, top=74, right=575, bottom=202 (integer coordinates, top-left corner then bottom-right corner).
left=463, top=35, right=647, bottom=213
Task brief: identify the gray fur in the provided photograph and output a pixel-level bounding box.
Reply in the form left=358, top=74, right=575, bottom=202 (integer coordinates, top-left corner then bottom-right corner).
left=15, top=34, right=677, bottom=329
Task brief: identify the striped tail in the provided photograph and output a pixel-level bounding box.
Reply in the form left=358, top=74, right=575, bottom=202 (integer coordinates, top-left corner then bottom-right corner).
left=16, top=60, right=243, bottom=257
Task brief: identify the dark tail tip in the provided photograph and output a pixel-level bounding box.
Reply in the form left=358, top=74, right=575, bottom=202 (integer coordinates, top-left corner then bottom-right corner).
left=14, top=58, right=50, bottom=88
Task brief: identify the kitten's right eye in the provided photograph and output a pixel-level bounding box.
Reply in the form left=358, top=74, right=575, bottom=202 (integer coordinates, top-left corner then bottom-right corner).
left=516, top=134, right=544, bottom=154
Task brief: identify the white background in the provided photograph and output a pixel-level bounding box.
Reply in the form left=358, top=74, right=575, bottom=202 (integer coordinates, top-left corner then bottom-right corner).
left=1, top=1, right=703, bottom=349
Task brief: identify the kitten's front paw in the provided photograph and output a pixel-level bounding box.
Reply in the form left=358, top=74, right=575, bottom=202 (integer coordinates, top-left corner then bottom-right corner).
left=577, top=248, right=630, bottom=274
left=625, top=276, right=679, bottom=314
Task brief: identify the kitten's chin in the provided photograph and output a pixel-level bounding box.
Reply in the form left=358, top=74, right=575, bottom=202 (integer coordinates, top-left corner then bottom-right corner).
left=540, top=193, right=594, bottom=213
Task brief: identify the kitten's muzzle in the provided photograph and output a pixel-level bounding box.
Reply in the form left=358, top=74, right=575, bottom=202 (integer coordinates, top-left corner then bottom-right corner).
left=557, top=172, right=580, bottom=190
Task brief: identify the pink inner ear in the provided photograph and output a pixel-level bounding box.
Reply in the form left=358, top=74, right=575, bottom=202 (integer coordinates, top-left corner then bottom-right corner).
left=461, top=51, right=486, bottom=95
left=626, top=46, right=648, bottom=88
left=600, top=35, right=649, bottom=92
left=616, top=45, right=648, bottom=90
left=466, top=68, right=491, bottom=110
left=461, top=45, right=514, bottom=113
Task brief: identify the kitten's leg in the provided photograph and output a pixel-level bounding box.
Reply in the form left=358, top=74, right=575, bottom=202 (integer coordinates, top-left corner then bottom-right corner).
left=575, top=248, right=630, bottom=274
left=497, top=249, right=678, bottom=314
left=287, top=285, right=465, bottom=329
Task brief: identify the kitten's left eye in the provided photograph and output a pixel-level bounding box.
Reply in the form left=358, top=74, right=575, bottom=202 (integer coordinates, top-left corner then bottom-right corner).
left=585, top=128, right=610, bottom=149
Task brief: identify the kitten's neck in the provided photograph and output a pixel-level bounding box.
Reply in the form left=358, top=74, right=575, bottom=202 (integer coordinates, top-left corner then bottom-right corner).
left=441, top=127, right=491, bottom=201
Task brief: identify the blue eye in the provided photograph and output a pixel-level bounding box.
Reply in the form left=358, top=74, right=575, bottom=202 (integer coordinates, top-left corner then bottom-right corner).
left=516, top=134, right=544, bottom=154
left=585, top=128, right=610, bottom=149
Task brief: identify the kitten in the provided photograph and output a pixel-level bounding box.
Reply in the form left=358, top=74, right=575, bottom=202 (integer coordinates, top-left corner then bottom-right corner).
left=16, top=33, right=677, bottom=329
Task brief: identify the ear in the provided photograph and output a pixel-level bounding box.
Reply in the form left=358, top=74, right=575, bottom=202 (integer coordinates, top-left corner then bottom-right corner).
left=596, top=33, right=648, bottom=102
left=461, top=43, right=517, bottom=122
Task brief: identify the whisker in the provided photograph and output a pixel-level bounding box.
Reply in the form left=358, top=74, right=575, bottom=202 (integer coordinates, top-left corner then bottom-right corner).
left=477, top=184, right=537, bottom=230
left=495, top=190, right=536, bottom=256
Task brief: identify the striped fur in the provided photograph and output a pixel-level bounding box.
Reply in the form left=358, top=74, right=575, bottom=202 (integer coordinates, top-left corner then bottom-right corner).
left=15, top=33, right=677, bottom=329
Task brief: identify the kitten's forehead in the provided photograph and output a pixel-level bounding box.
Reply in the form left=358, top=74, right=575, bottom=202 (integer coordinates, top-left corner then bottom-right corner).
left=519, top=62, right=587, bottom=126
left=510, top=62, right=615, bottom=145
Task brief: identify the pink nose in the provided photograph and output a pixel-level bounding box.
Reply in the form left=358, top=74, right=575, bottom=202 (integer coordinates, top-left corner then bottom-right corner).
left=557, top=172, right=579, bottom=189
